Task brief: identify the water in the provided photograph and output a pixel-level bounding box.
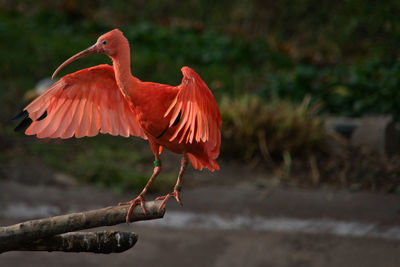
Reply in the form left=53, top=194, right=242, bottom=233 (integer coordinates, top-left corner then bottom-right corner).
left=3, top=203, right=400, bottom=241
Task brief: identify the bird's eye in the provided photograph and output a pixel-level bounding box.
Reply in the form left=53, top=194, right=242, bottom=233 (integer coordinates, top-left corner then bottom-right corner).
left=102, top=40, right=107, bottom=45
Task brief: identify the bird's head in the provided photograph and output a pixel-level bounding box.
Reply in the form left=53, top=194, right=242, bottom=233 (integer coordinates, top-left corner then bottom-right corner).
left=96, top=29, right=127, bottom=57
left=52, top=29, right=128, bottom=79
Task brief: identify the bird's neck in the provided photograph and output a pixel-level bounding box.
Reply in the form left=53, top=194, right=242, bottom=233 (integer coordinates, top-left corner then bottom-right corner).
left=111, top=51, right=139, bottom=100
left=112, top=53, right=131, bottom=88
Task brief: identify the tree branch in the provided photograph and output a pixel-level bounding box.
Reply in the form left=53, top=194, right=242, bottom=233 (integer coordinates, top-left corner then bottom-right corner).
left=0, top=200, right=164, bottom=253
left=12, top=231, right=138, bottom=253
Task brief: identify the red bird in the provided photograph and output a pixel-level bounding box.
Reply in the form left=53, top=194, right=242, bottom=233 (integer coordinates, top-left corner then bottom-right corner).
left=14, top=29, right=221, bottom=222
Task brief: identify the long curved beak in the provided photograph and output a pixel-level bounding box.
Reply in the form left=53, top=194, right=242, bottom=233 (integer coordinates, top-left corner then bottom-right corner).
left=52, top=43, right=100, bottom=79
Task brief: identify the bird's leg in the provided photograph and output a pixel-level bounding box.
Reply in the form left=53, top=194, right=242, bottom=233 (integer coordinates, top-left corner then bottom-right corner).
left=119, top=156, right=161, bottom=222
left=156, top=154, right=188, bottom=210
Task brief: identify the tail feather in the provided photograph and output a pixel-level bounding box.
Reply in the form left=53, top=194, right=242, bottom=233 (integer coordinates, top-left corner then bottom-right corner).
left=187, top=153, right=219, bottom=171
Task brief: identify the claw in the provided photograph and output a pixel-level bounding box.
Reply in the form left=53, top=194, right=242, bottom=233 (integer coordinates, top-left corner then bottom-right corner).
left=118, top=195, right=146, bottom=223
left=155, top=189, right=182, bottom=211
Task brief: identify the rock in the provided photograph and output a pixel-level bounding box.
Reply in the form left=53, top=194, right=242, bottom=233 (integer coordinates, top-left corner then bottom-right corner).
left=325, top=116, right=362, bottom=138
left=325, top=115, right=399, bottom=156
left=351, top=116, right=399, bottom=156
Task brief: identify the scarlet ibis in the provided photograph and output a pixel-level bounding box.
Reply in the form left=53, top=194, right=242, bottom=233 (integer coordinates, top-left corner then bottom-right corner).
left=13, top=29, right=221, bottom=222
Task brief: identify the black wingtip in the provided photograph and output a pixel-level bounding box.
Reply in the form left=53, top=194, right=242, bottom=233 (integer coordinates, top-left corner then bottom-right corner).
left=172, top=110, right=181, bottom=126
left=14, top=116, right=33, bottom=132
left=12, top=110, right=28, bottom=121
left=13, top=109, right=47, bottom=132
left=37, top=110, right=47, bottom=121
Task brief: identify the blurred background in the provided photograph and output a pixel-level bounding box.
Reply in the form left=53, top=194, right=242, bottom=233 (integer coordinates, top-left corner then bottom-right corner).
left=1, top=1, right=400, bottom=266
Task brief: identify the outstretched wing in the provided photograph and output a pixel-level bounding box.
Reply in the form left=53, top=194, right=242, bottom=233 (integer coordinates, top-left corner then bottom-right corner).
left=164, top=67, right=221, bottom=147
left=14, top=64, right=147, bottom=139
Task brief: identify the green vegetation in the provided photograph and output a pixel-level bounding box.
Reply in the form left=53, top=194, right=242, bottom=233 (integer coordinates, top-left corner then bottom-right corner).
left=262, top=60, right=400, bottom=119
left=26, top=136, right=175, bottom=193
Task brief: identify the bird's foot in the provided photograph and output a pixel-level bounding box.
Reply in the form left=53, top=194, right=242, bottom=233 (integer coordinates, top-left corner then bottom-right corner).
left=118, top=194, right=146, bottom=223
left=155, top=189, right=183, bottom=211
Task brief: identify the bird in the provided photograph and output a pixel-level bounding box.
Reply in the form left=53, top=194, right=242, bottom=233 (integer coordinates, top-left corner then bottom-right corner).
left=13, top=29, right=222, bottom=222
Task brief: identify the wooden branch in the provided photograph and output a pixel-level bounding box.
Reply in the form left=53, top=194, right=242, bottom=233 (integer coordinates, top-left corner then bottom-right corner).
left=11, top=231, right=138, bottom=253
left=0, top=200, right=164, bottom=253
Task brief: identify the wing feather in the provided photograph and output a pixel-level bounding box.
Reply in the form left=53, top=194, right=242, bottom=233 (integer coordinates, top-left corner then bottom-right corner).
left=37, top=98, right=68, bottom=138
left=52, top=98, right=75, bottom=138
left=28, top=97, right=67, bottom=137
left=164, top=67, right=221, bottom=147
left=19, top=64, right=146, bottom=140
left=88, top=102, right=100, bottom=137
left=65, top=93, right=86, bottom=138
left=76, top=96, right=91, bottom=138
left=107, top=109, right=118, bottom=136
left=117, top=100, right=130, bottom=137
left=79, top=83, right=96, bottom=137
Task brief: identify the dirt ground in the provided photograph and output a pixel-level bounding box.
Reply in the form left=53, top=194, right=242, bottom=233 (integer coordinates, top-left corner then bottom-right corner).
left=1, top=160, right=400, bottom=267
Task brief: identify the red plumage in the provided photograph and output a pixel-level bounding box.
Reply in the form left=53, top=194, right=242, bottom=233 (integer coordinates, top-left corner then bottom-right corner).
left=14, top=29, right=221, bottom=221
